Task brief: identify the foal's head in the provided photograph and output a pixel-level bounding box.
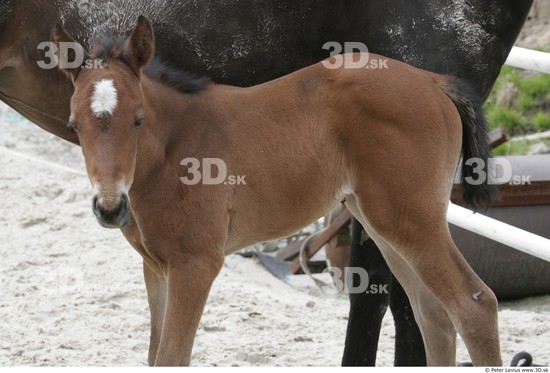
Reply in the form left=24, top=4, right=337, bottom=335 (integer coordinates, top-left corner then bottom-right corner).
left=52, top=16, right=154, bottom=228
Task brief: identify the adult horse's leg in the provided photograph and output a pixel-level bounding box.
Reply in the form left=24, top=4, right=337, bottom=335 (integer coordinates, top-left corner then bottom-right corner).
left=143, top=260, right=167, bottom=366
left=342, top=219, right=391, bottom=366
left=390, top=274, right=426, bottom=366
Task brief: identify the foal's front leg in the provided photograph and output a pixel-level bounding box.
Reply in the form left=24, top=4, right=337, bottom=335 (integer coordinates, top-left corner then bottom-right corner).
left=121, top=220, right=167, bottom=365
left=154, top=249, right=224, bottom=366
left=143, top=260, right=166, bottom=366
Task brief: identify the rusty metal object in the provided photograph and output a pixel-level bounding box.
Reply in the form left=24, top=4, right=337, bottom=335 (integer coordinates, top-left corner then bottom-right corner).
left=289, top=208, right=351, bottom=274
left=452, top=155, right=550, bottom=207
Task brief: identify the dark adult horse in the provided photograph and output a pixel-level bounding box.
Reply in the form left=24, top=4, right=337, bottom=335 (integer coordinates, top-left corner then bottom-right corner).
left=0, top=0, right=533, bottom=366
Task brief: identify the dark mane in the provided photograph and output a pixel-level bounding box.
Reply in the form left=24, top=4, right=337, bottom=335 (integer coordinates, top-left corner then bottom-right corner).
left=144, top=59, right=208, bottom=93
left=89, top=34, right=126, bottom=61
left=89, top=34, right=208, bottom=94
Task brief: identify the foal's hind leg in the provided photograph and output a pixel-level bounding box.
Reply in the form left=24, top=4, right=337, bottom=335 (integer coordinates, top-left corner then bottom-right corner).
left=364, top=231, right=458, bottom=365
left=350, top=194, right=501, bottom=366
left=345, top=199, right=457, bottom=365
left=343, top=218, right=426, bottom=366
left=389, top=275, right=427, bottom=366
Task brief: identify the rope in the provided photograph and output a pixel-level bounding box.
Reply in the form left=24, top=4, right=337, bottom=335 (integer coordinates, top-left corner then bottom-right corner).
left=0, top=146, right=87, bottom=176
left=298, top=205, right=346, bottom=293
left=298, top=228, right=332, bottom=293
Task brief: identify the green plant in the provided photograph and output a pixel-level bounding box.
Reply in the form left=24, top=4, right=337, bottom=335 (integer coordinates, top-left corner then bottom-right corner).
left=519, top=74, right=550, bottom=99
left=492, top=139, right=545, bottom=156
left=533, top=111, right=550, bottom=132
left=518, top=93, right=534, bottom=112
left=487, top=107, right=526, bottom=135
left=484, top=65, right=550, bottom=143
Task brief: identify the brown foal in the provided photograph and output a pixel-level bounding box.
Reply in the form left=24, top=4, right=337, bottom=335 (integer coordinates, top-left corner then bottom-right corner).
left=52, top=16, right=500, bottom=366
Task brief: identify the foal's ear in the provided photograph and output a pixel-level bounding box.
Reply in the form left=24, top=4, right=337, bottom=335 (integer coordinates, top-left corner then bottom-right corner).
left=51, top=23, right=89, bottom=83
left=124, top=16, right=154, bottom=76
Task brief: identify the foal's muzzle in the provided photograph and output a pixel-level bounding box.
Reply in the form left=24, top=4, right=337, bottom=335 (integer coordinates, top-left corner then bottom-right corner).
left=92, top=194, right=130, bottom=229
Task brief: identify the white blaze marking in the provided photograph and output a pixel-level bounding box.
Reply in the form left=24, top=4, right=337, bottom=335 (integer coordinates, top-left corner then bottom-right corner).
left=91, top=79, right=118, bottom=116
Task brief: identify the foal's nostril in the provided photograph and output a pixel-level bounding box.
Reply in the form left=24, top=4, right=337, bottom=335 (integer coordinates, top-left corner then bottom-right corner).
left=120, top=194, right=128, bottom=210
left=92, top=193, right=130, bottom=228
left=92, top=195, right=100, bottom=214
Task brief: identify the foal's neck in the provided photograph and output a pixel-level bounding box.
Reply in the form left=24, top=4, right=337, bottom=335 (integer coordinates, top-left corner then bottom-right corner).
left=131, top=74, right=210, bottom=189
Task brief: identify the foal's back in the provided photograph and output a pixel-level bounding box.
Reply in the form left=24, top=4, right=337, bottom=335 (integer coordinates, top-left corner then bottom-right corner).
left=192, top=53, right=462, bottom=251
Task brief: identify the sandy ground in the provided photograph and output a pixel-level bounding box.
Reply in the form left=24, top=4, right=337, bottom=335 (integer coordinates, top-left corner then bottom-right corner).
left=1, top=103, right=549, bottom=367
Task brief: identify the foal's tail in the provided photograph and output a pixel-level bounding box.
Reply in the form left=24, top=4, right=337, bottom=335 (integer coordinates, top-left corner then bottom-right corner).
left=440, top=77, right=496, bottom=211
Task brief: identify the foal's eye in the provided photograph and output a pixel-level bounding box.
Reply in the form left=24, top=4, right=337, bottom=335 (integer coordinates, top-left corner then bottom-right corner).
left=68, top=121, right=78, bottom=132
left=134, top=118, right=145, bottom=128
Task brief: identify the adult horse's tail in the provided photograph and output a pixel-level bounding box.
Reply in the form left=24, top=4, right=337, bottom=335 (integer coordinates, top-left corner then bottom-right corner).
left=440, top=77, right=496, bottom=211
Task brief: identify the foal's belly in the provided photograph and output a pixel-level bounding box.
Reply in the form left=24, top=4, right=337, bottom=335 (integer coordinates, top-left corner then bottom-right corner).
left=224, top=186, right=348, bottom=254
